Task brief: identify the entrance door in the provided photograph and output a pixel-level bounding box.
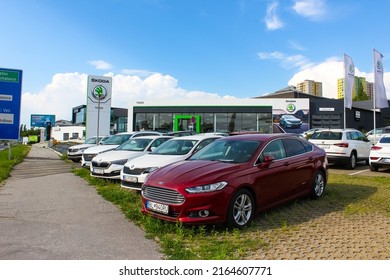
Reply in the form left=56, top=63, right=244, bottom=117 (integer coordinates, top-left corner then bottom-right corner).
left=174, top=115, right=201, bottom=133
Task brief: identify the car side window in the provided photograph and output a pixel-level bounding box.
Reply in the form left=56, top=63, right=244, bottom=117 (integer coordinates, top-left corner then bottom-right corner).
left=194, top=138, right=215, bottom=152
left=258, top=139, right=286, bottom=163
left=283, top=139, right=308, bottom=157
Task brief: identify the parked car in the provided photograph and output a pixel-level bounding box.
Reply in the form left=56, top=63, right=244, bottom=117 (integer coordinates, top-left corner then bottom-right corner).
left=81, top=131, right=163, bottom=168
left=67, top=135, right=110, bottom=162
left=300, top=128, right=324, bottom=139
left=309, top=128, right=371, bottom=169
left=165, top=130, right=197, bottom=137
left=279, top=115, right=302, bottom=128
left=369, top=135, right=390, bottom=171
left=141, top=133, right=328, bottom=228
left=366, top=126, right=390, bottom=144
left=120, top=134, right=222, bottom=190
left=90, top=136, right=172, bottom=179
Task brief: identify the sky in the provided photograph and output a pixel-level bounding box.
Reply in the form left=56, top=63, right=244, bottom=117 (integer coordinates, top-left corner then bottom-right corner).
left=2, top=0, right=390, bottom=128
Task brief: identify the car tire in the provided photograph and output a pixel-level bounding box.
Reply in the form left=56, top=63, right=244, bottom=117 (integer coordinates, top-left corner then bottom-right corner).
left=369, top=164, right=379, bottom=172
left=346, top=152, right=357, bottom=170
left=227, top=189, right=254, bottom=229
left=310, top=170, right=326, bottom=199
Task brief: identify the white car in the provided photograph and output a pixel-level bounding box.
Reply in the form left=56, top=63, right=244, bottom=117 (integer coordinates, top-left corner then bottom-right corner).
left=366, top=126, right=390, bottom=144
left=369, top=135, right=390, bottom=172
left=120, top=134, right=223, bottom=190
left=81, top=131, right=163, bottom=168
left=309, top=128, right=372, bottom=169
left=67, top=135, right=109, bottom=162
left=90, top=136, right=172, bottom=179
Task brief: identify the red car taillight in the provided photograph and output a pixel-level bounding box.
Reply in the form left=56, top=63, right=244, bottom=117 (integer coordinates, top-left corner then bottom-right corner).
left=334, top=143, right=349, bottom=148
left=371, top=146, right=382, bottom=151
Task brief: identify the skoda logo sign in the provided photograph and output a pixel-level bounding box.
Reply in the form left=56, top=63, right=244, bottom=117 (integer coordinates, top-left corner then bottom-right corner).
left=92, top=85, right=107, bottom=101
left=348, top=64, right=354, bottom=75
left=376, top=60, right=382, bottom=71
left=286, top=103, right=296, bottom=113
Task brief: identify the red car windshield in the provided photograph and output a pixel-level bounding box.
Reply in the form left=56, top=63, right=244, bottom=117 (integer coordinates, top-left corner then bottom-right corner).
left=190, top=139, right=261, bottom=163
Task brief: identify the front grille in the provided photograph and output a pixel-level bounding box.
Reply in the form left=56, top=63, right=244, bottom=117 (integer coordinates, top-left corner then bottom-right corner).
left=123, top=166, right=146, bottom=175
left=92, top=161, right=110, bottom=168
left=142, top=186, right=185, bottom=205
left=83, top=153, right=97, bottom=161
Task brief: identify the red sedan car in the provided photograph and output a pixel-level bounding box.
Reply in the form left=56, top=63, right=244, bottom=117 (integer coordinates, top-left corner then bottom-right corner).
left=141, top=133, right=328, bottom=228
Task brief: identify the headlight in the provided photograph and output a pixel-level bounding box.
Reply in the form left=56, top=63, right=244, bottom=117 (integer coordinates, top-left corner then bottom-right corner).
left=111, top=159, right=128, bottom=165
left=185, top=181, right=228, bottom=193
left=144, top=167, right=159, bottom=173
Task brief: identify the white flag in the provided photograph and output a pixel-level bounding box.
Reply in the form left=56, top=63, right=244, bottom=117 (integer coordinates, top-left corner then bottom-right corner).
left=373, top=49, right=388, bottom=108
left=344, top=54, right=354, bottom=109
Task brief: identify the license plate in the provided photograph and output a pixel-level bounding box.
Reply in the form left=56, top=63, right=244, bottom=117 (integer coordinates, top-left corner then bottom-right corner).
left=93, top=168, right=104, bottom=174
left=123, top=175, right=138, bottom=183
left=382, top=158, right=390, bottom=163
left=146, top=201, right=169, bottom=214
left=318, top=144, right=330, bottom=149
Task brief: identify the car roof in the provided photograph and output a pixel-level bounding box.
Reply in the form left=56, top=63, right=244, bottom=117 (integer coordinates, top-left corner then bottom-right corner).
left=169, top=134, right=223, bottom=140
left=222, top=133, right=298, bottom=141
left=314, top=128, right=358, bottom=132
left=126, top=135, right=172, bottom=140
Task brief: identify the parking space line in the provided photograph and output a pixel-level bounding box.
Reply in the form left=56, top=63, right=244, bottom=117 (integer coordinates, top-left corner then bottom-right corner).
left=349, top=169, right=370, bottom=176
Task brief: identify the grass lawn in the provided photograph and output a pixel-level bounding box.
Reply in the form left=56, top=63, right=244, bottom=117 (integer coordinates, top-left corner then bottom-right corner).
left=0, top=144, right=30, bottom=183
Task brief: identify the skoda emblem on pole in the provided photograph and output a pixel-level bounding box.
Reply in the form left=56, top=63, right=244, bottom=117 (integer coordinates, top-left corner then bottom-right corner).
left=92, top=85, right=107, bottom=101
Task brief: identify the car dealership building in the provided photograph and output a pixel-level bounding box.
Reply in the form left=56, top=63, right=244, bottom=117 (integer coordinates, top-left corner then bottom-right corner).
left=70, top=86, right=390, bottom=135
left=127, top=86, right=390, bottom=134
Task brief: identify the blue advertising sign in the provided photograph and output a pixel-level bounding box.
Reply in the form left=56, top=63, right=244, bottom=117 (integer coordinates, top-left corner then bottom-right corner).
left=30, top=114, right=56, bottom=127
left=0, top=68, right=23, bottom=140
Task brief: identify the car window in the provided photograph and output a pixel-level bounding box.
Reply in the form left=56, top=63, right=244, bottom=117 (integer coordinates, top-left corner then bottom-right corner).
left=258, top=139, right=286, bottom=163
left=311, top=131, right=342, bottom=140
left=382, top=128, right=390, bottom=133
left=117, top=138, right=153, bottom=151
left=104, top=134, right=132, bottom=145
left=151, top=139, right=197, bottom=155
left=379, top=137, right=390, bottom=144
left=283, top=138, right=309, bottom=157
left=190, top=139, right=261, bottom=163
left=148, top=138, right=171, bottom=150
left=194, top=138, right=218, bottom=152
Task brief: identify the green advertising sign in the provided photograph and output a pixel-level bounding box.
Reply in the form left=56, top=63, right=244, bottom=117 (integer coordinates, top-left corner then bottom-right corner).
left=0, top=70, right=19, bottom=83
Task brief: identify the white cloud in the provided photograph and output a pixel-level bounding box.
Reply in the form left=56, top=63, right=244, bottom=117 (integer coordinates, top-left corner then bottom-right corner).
left=258, top=51, right=313, bottom=70
left=292, top=0, right=327, bottom=20
left=20, top=72, right=230, bottom=128
left=89, top=60, right=113, bottom=70
left=264, top=1, right=284, bottom=30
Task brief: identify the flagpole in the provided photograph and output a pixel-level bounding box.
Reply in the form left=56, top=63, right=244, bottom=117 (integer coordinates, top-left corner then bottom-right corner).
left=373, top=48, right=377, bottom=144
left=344, top=77, right=347, bottom=129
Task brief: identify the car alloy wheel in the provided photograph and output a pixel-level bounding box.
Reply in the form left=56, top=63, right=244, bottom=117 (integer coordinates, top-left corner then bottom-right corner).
left=227, top=189, right=254, bottom=228
left=346, top=152, right=357, bottom=170
left=311, top=171, right=325, bottom=199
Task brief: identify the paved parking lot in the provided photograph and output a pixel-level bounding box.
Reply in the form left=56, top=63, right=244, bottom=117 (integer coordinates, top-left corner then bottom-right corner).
left=329, top=162, right=390, bottom=177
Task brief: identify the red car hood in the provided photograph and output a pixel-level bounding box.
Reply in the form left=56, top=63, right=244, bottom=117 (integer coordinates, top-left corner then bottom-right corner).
left=145, top=160, right=244, bottom=188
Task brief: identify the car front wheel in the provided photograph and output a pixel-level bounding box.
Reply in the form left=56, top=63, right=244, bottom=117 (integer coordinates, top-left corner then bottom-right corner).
left=310, top=170, right=326, bottom=199
left=227, top=189, right=254, bottom=228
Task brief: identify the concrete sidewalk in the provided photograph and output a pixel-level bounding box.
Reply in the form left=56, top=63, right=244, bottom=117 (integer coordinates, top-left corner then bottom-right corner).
left=0, top=144, right=164, bottom=260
